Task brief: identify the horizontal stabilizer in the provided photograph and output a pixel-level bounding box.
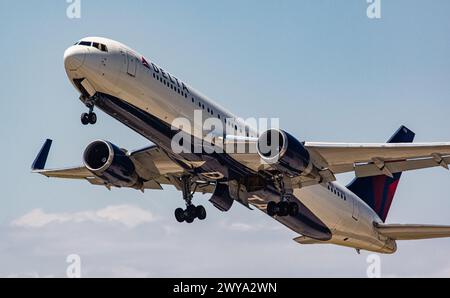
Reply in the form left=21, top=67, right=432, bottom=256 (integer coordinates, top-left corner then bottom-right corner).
left=375, top=223, right=450, bottom=240
left=293, top=236, right=326, bottom=245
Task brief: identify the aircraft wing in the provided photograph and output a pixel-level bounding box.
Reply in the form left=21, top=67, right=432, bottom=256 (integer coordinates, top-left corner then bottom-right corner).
left=31, top=139, right=214, bottom=193
left=305, top=141, right=450, bottom=178
left=375, top=223, right=450, bottom=240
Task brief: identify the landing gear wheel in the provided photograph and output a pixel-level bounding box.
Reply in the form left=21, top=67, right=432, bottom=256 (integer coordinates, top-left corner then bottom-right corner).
left=186, top=205, right=197, bottom=218
left=289, top=202, right=299, bottom=217
left=175, top=176, right=207, bottom=224
left=196, top=205, right=207, bottom=221
left=89, top=112, right=97, bottom=125
left=278, top=201, right=290, bottom=217
left=267, top=201, right=278, bottom=217
left=81, top=113, right=90, bottom=125
left=175, top=208, right=185, bottom=223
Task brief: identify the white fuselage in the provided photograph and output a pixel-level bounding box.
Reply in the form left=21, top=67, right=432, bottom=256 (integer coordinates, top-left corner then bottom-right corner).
left=64, top=37, right=396, bottom=254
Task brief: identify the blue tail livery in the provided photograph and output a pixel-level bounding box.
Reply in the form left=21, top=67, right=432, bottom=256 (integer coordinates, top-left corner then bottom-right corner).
left=347, top=126, right=416, bottom=222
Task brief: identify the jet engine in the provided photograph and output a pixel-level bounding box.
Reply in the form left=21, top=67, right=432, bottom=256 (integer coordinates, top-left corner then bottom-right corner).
left=83, top=140, right=140, bottom=188
left=257, top=129, right=313, bottom=177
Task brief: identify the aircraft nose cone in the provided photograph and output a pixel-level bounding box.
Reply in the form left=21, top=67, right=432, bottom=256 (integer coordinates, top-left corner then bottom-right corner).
left=64, top=46, right=87, bottom=71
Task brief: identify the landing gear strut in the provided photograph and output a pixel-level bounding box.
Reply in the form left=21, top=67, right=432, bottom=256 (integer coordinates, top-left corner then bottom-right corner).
left=267, top=175, right=299, bottom=217
left=174, top=176, right=207, bottom=224
left=81, top=97, right=97, bottom=125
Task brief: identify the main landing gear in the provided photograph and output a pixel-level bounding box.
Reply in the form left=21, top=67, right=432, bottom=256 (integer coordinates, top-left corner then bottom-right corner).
left=81, top=97, right=97, bottom=125
left=174, top=176, right=207, bottom=224
left=267, top=174, right=299, bottom=217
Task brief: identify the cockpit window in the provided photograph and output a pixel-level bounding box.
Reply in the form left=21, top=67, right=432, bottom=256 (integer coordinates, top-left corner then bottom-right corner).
left=79, top=41, right=92, bottom=46
left=76, top=41, right=108, bottom=52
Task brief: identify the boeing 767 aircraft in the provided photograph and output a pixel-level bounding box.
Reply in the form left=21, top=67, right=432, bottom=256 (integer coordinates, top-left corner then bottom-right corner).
left=32, top=37, right=450, bottom=254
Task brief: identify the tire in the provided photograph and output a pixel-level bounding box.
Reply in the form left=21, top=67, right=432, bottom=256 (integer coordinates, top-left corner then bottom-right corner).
left=267, top=201, right=277, bottom=217
left=185, top=216, right=195, bottom=224
left=81, top=113, right=90, bottom=125
left=196, top=205, right=207, bottom=220
left=289, top=202, right=299, bottom=217
left=175, top=208, right=185, bottom=223
left=186, top=205, right=197, bottom=218
left=278, top=202, right=290, bottom=217
left=89, top=113, right=97, bottom=125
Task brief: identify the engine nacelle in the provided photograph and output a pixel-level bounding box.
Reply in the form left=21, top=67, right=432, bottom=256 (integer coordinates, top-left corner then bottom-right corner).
left=257, top=129, right=312, bottom=177
left=83, top=140, right=139, bottom=188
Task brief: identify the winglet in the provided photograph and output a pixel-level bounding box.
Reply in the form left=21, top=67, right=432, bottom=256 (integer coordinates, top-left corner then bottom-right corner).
left=31, top=139, right=53, bottom=171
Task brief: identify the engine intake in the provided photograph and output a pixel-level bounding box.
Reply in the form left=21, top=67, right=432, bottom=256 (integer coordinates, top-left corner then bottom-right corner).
left=257, top=129, right=312, bottom=177
left=83, top=140, right=139, bottom=188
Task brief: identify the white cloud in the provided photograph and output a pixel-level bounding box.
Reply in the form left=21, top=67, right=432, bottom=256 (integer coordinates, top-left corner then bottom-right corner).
left=11, top=205, right=157, bottom=229
left=4, top=205, right=450, bottom=277
left=228, top=222, right=257, bottom=232
left=221, top=220, right=284, bottom=232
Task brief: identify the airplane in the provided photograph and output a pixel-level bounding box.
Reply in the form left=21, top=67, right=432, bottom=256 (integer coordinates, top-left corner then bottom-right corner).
left=31, top=37, right=450, bottom=254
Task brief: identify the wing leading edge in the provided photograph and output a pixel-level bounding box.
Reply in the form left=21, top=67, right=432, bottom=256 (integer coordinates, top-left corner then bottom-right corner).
left=30, top=140, right=214, bottom=192
left=305, top=126, right=450, bottom=178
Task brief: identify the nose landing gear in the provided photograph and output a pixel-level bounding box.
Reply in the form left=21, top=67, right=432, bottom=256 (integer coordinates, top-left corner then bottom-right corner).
left=80, top=96, right=97, bottom=125
left=81, top=111, right=97, bottom=125
left=175, top=176, right=207, bottom=224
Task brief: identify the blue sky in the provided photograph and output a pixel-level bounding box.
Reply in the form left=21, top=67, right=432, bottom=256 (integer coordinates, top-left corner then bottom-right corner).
left=1, top=0, right=450, bottom=277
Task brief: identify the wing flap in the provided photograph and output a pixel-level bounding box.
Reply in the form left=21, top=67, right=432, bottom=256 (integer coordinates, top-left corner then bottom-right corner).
left=353, top=156, right=450, bottom=178
left=376, top=223, right=450, bottom=240
left=129, top=145, right=184, bottom=180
